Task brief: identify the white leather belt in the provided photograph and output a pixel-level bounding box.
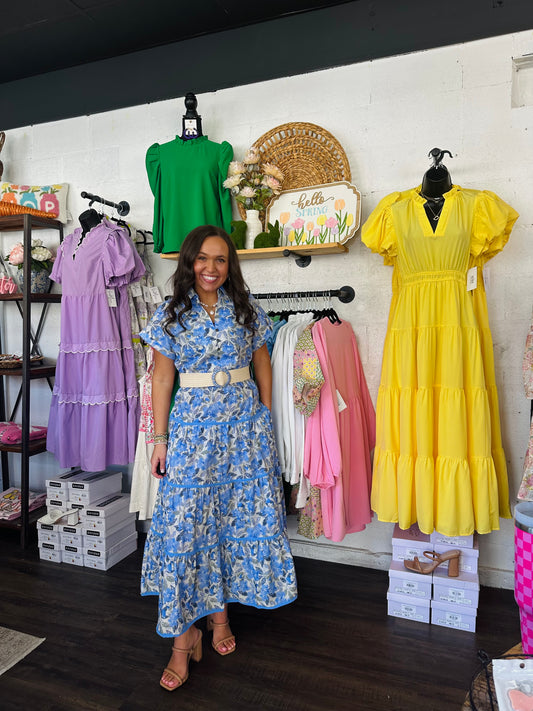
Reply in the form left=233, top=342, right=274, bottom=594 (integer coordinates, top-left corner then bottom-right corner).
left=179, top=366, right=251, bottom=388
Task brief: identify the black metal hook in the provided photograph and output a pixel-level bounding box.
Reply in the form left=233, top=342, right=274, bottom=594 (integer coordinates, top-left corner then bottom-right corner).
left=428, top=148, right=453, bottom=167
left=282, top=249, right=312, bottom=268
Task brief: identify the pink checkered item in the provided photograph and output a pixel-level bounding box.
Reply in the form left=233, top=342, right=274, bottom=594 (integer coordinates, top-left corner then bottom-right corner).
left=515, top=525, right=533, bottom=652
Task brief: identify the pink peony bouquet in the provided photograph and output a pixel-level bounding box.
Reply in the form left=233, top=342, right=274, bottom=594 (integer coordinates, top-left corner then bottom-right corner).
left=223, top=147, right=284, bottom=211
left=5, top=239, right=54, bottom=272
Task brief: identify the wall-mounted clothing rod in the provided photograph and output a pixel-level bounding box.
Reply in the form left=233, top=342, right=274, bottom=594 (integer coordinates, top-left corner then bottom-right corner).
left=252, top=285, right=355, bottom=304
left=80, top=191, right=130, bottom=217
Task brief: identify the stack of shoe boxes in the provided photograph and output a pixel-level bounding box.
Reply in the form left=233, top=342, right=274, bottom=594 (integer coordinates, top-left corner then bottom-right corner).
left=387, top=524, right=433, bottom=623
left=388, top=524, right=480, bottom=631
left=38, top=468, right=85, bottom=562
left=38, top=470, right=137, bottom=569
left=81, top=493, right=137, bottom=570
left=429, top=530, right=479, bottom=633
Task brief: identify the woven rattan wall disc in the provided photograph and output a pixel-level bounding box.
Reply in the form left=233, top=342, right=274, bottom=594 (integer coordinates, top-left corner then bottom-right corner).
left=237, top=122, right=351, bottom=221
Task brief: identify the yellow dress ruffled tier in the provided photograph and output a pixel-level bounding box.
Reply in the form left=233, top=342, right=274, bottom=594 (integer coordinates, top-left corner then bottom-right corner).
left=362, top=186, right=518, bottom=536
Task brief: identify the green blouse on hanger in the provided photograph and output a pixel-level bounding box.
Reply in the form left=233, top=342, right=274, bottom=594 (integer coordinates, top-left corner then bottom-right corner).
left=145, top=135, right=233, bottom=253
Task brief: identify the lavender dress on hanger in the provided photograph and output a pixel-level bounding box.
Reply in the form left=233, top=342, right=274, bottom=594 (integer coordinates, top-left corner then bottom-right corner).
left=47, top=218, right=146, bottom=471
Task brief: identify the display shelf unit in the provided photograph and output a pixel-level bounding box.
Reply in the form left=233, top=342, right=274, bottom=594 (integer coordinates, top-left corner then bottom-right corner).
left=160, top=241, right=349, bottom=264
left=0, top=213, right=63, bottom=546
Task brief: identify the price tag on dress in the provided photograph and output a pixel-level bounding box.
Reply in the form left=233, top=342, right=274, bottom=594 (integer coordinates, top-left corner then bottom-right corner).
left=466, top=266, right=478, bottom=291
left=106, top=288, right=117, bottom=307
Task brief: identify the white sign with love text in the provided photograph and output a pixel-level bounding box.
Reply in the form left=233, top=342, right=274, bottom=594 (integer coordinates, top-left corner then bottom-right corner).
left=266, top=181, right=361, bottom=247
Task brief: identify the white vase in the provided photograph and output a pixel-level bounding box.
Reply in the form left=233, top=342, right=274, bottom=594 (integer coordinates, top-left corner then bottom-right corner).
left=245, top=210, right=262, bottom=250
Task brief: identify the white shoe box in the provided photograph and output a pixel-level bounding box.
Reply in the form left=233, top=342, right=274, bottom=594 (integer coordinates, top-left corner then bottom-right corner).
left=37, top=527, right=60, bottom=545
left=430, top=530, right=474, bottom=548
left=38, top=538, right=61, bottom=551
left=432, top=568, right=480, bottom=609
left=434, top=537, right=479, bottom=574
left=392, top=523, right=432, bottom=562
left=37, top=520, right=60, bottom=535
left=388, top=560, right=433, bottom=600
left=63, top=551, right=84, bottom=566
left=68, top=472, right=122, bottom=505
left=83, top=519, right=137, bottom=552
left=80, top=494, right=133, bottom=533
left=81, top=509, right=134, bottom=534
left=387, top=590, right=431, bottom=623
left=46, top=497, right=70, bottom=513
left=430, top=599, right=477, bottom=632
left=80, top=492, right=131, bottom=520
left=60, top=523, right=84, bottom=547
left=83, top=531, right=138, bottom=571
left=62, top=541, right=84, bottom=556
left=45, top=468, right=83, bottom=496
left=38, top=541, right=63, bottom=563
left=64, top=501, right=86, bottom=513
left=46, top=489, right=71, bottom=505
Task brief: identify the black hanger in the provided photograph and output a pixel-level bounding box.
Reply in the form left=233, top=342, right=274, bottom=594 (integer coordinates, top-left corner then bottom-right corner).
left=312, top=306, right=341, bottom=324
left=135, top=229, right=154, bottom=246
left=111, top=216, right=131, bottom=236
left=326, top=308, right=341, bottom=324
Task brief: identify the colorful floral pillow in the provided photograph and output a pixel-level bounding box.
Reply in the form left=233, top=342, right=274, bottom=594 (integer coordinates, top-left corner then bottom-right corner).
left=0, top=182, right=70, bottom=224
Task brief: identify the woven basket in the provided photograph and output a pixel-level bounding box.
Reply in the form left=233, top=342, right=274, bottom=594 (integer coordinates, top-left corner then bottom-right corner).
left=237, top=122, right=351, bottom=222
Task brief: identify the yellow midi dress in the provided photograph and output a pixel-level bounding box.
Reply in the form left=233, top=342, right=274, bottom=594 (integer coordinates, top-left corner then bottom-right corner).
left=362, top=186, right=518, bottom=536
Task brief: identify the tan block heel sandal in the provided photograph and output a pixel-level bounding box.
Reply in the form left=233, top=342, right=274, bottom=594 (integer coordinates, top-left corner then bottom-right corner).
left=403, top=549, right=461, bottom=577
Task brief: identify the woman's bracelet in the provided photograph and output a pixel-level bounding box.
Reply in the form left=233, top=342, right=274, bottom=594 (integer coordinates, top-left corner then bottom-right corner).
left=153, top=433, right=168, bottom=445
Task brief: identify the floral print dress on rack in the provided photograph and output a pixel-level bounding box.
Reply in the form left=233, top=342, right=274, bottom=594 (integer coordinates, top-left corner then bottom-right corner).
left=518, top=319, right=533, bottom=500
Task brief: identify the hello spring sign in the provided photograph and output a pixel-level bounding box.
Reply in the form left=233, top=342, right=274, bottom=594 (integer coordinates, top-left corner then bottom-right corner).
left=266, top=181, right=361, bottom=247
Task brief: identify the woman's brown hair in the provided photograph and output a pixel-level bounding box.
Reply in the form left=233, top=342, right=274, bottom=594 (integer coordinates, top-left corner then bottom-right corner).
left=164, top=225, right=257, bottom=333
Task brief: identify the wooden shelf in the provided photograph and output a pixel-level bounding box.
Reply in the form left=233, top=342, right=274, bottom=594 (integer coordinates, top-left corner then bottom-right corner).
left=0, top=293, right=61, bottom=303
left=0, top=505, right=46, bottom=530
left=0, top=362, right=56, bottom=378
left=160, top=242, right=349, bottom=261
left=0, top=436, right=48, bottom=454
left=0, top=215, right=62, bottom=231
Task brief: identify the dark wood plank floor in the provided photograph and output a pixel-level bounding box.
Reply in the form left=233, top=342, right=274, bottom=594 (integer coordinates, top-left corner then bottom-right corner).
left=0, top=529, right=520, bottom=711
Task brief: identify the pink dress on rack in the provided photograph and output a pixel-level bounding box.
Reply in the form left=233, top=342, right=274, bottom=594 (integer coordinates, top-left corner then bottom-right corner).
left=304, top=318, right=376, bottom=541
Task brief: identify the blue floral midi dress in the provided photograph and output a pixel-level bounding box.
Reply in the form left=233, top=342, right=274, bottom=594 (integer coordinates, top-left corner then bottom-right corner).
left=140, top=287, right=297, bottom=637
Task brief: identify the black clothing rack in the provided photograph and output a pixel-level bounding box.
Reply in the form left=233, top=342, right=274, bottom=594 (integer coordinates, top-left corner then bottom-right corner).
left=80, top=191, right=130, bottom=217
left=252, top=285, right=355, bottom=303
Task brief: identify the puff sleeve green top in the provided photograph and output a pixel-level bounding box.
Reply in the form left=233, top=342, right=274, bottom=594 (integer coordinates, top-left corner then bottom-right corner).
left=146, top=136, right=233, bottom=253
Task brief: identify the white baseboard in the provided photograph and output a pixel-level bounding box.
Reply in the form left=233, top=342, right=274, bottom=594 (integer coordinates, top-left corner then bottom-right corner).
left=288, top=524, right=515, bottom=591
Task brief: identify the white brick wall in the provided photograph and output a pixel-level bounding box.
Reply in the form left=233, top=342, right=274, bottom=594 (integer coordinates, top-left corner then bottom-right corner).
left=3, top=30, right=533, bottom=587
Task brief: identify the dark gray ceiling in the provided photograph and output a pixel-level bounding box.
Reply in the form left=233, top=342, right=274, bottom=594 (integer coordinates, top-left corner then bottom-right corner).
left=1, top=0, right=352, bottom=83
left=2, top=0, right=533, bottom=129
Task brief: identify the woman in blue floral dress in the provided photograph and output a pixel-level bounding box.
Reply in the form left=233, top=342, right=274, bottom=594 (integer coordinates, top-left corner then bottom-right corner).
left=140, top=225, right=297, bottom=691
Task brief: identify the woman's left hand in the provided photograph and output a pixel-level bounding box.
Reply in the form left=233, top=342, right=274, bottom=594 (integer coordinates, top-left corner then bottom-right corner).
left=151, top=444, right=167, bottom=479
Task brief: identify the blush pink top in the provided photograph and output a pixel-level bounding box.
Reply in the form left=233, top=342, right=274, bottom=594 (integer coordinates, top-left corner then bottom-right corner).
left=304, top=318, right=376, bottom=541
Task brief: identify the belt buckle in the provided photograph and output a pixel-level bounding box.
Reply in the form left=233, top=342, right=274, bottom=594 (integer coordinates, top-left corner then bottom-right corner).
left=212, top=368, right=231, bottom=387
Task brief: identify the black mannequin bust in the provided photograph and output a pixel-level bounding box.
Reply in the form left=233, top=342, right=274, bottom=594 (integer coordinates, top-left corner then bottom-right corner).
left=421, top=165, right=452, bottom=199
left=420, top=149, right=453, bottom=230
left=181, top=92, right=203, bottom=141
left=79, top=208, right=102, bottom=236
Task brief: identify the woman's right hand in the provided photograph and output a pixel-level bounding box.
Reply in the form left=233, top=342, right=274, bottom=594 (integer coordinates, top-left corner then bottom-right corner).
left=151, top=444, right=167, bottom=479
